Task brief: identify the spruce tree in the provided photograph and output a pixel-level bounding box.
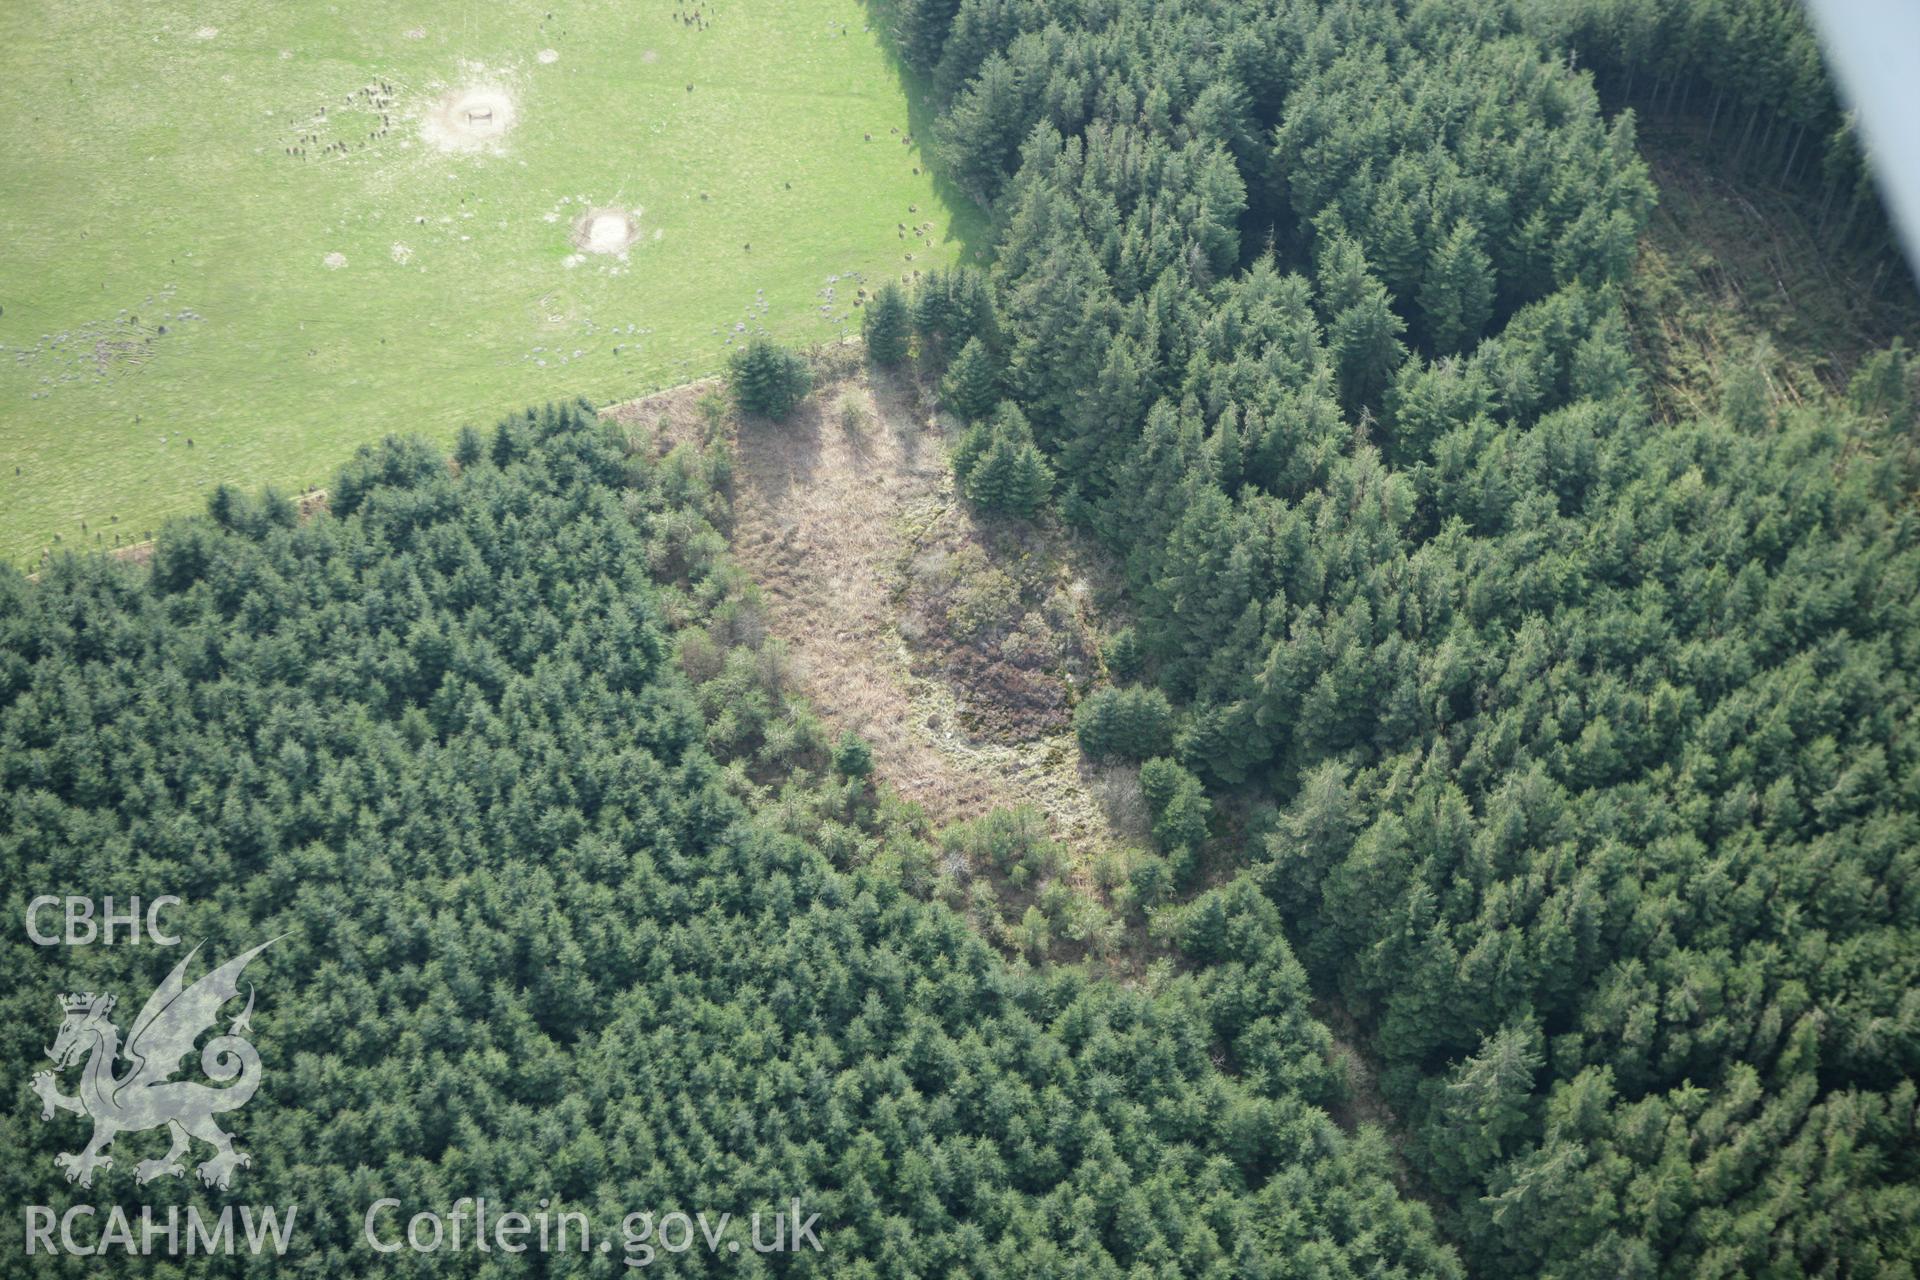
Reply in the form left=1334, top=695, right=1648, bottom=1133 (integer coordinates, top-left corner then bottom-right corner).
left=894, top=0, right=959, bottom=71
left=1329, top=289, right=1407, bottom=416
left=962, top=404, right=1052, bottom=517
left=1139, top=756, right=1211, bottom=852
left=1419, top=221, right=1496, bottom=354
left=1074, top=687, right=1128, bottom=759
left=942, top=336, right=1001, bottom=420
left=914, top=267, right=953, bottom=348
left=951, top=421, right=992, bottom=488
left=1848, top=339, right=1912, bottom=427
left=1003, top=440, right=1053, bottom=515
left=454, top=424, right=486, bottom=469
left=1075, top=686, right=1174, bottom=760
left=966, top=435, right=1018, bottom=511
left=729, top=339, right=813, bottom=420
left=863, top=282, right=912, bottom=367
left=1102, top=627, right=1144, bottom=681
left=833, top=730, right=873, bottom=779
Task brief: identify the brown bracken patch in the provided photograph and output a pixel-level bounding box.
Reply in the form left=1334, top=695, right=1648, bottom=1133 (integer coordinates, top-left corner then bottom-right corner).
left=605, top=356, right=1131, bottom=849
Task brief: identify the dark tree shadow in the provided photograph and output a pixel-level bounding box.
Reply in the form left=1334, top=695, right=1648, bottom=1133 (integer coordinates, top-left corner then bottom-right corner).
left=857, top=0, right=993, bottom=266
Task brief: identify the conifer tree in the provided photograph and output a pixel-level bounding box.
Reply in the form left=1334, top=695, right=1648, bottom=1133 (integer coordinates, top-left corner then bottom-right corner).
left=942, top=336, right=1002, bottom=421
left=1419, top=221, right=1496, bottom=354
left=729, top=339, right=813, bottom=420
left=863, top=282, right=912, bottom=367
left=1102, top=627, right=1144, bottom=681
left=1318, top=242, right=1408, bottom=415
left=1329, top=290, right=1407, bottom=416
left=1075, top=686, right=1174, bottom=760
left=966, top=434, right=1017, bottom=510
left=915, top=265, right=999, bottom=356
left=454, top=424, right=486, bottom=469
left=951, top=421, right=992, bottom=489
left=1002, top=439, right=1053, bottom=516
left=1139, top=756, right=1211, bottom=852
left=963, top=404, right=1052, bottom=517
left=1848, top=339, right=1913, bottom=428
left=893, top=0, right=960, bottom=71
left=833, top=730, right=874, bottom=779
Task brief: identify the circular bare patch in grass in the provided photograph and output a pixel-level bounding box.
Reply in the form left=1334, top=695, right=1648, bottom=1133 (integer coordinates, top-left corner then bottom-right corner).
left=572, top=207, right=640, bottom=256
left=423, top=86, right=516, bottom=153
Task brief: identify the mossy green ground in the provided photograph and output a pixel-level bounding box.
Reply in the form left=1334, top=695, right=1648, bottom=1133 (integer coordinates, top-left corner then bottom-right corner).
left=0, top=0, right=979, bottom=563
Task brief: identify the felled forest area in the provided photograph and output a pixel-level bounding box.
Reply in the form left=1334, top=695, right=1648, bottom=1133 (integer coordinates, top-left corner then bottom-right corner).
left=880, top=0, right=1919, bottom=1273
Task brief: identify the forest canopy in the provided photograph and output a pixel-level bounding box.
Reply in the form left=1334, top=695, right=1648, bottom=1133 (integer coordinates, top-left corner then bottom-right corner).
left=1, top=409, right=1457, bottom=1275
left=4, top=0, right=1918, bottom=1276
left=886, top=0, right=1920, bottom=1273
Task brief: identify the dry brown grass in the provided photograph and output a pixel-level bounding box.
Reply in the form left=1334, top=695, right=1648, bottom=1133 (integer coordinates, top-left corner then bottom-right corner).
left=717, top=363, right=1136, bottom=862
left=602, top=379, right=726, bottom=456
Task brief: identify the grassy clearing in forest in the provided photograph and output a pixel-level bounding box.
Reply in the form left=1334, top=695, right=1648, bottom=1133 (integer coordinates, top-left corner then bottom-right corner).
left=606, top=356, right=1166, bottom=972
left=622, top=358, right=1146, bottom=858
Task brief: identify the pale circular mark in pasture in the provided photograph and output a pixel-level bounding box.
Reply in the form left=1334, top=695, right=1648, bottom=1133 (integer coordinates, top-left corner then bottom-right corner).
left=572, top=208, right=641, bottom=256
left=422, top=86, right=516, bottom=153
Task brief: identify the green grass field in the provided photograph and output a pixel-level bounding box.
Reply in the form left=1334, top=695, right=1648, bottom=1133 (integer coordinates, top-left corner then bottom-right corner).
left=0, top=0, right=979, bottom=563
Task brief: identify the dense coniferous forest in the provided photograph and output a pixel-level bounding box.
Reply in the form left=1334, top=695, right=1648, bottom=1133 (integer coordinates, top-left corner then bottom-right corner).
left=891, top=0, right=1919, bottom=1274
left=1, top=411, right=1457, bottom=1274
left=5, top=1, right=1918, bottom=1276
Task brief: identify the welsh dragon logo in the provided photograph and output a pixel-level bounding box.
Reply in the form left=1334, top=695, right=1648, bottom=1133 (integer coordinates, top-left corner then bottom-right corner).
left=32, top=939, right=276, bottom=1190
